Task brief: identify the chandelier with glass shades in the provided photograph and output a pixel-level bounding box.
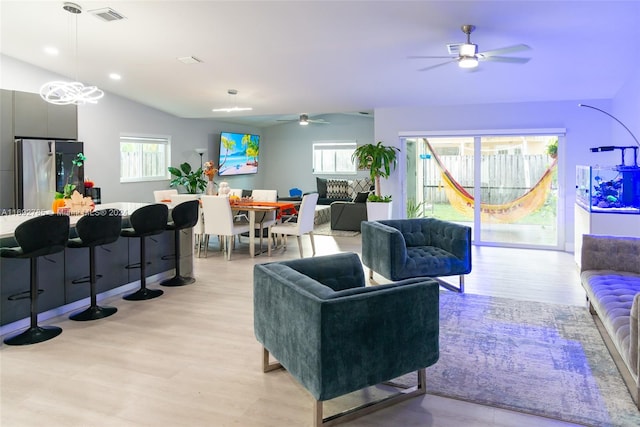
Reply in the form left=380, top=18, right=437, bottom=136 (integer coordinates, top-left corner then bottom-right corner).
left=40, top=2, right=104, bottom=106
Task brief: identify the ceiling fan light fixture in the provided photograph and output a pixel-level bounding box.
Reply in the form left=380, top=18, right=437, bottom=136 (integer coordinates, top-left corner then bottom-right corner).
left=459, top=43, right=477, bottom=56
left=459, top=56, right=479, bottom=69
left=299, top=114, right=309, bottom=125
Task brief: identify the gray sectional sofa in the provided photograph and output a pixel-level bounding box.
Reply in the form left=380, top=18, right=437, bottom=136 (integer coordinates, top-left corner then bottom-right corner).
left=580, top=234, right=640, bottom=408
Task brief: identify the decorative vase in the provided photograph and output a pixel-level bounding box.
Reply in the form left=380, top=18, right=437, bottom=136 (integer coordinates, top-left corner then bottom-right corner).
left=206, top=180, right=217, bottom=195
left=218, top=181, right=230, bottom=196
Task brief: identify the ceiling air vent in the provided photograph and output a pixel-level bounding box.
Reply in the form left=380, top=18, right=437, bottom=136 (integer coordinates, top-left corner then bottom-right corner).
left=90, top=7, right=126, bottom=22
left=177, top=56, right=204, bottom=64
left=447, top=43, right=462, bottom=55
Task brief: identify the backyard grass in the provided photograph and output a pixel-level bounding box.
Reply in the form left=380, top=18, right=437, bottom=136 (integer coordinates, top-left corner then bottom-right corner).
left=415, top=202, right=557, bottom=226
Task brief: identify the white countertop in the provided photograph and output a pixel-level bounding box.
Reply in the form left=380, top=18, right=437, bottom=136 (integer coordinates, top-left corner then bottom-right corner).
left=0, top=202, right=150, bottom=239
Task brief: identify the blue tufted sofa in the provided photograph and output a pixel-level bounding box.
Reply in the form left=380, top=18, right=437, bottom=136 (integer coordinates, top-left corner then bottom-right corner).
left=361, top=218, right=472, bottom=293
left=580, top=234, right=640, bottom=408
left=253, top=252, right=440, bottom=426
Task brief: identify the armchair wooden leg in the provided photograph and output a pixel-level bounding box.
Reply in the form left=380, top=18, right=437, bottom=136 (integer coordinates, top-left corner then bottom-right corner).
left=262, top=347, right=283, bottom=372
left=314, top=368, right=426, bottom=427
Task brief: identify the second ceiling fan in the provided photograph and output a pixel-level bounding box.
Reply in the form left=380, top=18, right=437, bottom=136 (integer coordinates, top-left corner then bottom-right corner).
left=409, top=24, right=532, bottom=72
left=277, top=114, right=330, bottom=125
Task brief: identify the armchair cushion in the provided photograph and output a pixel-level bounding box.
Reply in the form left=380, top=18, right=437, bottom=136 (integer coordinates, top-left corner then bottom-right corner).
left=330, top=201, right=367, bottom=231
left=254, top=252, right=440, bottom=402
left=352, top=191, right=370, bottom=203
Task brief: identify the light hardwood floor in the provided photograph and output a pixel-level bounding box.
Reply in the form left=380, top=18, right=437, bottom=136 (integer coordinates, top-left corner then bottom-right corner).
left=1, top=233, right=588, bottom=426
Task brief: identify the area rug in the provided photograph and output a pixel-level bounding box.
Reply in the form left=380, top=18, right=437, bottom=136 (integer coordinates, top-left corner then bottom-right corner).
left=313, top=222, right=360, bottom=237
left=402, top=292, right=640, bottom=427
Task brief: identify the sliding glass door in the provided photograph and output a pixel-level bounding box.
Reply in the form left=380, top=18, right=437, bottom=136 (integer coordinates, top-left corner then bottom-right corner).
left=406, top=132, right=560, bottom=249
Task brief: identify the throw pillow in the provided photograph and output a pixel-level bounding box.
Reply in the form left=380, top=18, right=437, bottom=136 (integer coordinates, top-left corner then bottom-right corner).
left=353, top=191, right=370, bottom=203
left=326, top=179, right=350, bottom=199
left=316, top=177, right=327, bottom=198
left=351, top=178, right=374, bottom=195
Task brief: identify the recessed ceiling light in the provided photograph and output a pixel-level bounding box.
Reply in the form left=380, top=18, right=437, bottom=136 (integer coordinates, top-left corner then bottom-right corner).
left=44, top=46, right=59, bottom=56
left=109, top=73, right=121, bottom=80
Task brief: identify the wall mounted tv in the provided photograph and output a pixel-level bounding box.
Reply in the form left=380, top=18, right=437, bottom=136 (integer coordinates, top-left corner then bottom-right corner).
left=218, top=132, right=260, bottom=176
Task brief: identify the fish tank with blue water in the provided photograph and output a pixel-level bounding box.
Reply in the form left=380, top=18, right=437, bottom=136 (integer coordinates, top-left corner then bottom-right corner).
left=576, top=165, right=640, bottom=213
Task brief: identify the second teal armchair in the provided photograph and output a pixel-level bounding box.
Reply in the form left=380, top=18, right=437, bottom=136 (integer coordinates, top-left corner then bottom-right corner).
left=362, top=218, right=472, bottom=292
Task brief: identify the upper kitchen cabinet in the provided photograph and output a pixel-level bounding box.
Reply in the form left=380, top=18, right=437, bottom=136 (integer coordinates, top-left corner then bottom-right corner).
left=0, top=90, right=14, bottom=170
left=13, top=91, right=77, bottom=140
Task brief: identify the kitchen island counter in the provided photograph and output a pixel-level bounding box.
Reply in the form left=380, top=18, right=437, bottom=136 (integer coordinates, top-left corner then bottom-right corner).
left=1, top=202, right=193, bottom=330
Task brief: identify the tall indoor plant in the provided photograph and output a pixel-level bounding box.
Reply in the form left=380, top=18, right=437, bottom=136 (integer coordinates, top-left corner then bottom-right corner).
left=351, top=141, right=399, bottom=220
left=168, top=162, right=207, bottom=194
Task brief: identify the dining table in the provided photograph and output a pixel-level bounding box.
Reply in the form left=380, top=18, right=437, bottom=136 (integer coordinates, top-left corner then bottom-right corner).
left=230, top=200, right=297, bottom=257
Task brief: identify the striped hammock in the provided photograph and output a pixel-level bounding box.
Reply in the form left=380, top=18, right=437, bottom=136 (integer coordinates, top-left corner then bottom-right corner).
left=425, top=140, right=557, bottom=224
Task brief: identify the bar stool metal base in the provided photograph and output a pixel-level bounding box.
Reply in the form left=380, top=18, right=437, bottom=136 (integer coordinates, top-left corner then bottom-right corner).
left=123, top=288, right=164, bottom=301
left=160, top=275, right=195, bottom=287
left=3, top=325, right=62, bottom=346
left=70, top=305, right=118, bottom=321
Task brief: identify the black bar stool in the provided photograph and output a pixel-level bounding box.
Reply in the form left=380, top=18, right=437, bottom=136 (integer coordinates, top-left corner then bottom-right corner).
left=1, top=214, right=70, bottom=345
left=121, top=204, right=168, bottom=301
left=161, top=199, right=199, bottom=287
left=67, top=209, right=123, bottom=320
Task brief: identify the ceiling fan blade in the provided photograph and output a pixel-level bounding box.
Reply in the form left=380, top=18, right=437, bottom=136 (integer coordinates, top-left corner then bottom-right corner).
left=478, top=44, right=531, bottom=57
left=408, top=55, right=456, bottom=59
left=417, top=59, right=458, bottom=72
left=308, top=120, right=330, bottom=124
left=480, top=55, right=531, bottom=64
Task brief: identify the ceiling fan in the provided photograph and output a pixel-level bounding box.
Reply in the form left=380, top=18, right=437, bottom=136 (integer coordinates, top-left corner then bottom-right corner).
left=277, top=114, right=330, bottom=125
left=409, top=24, right=531, bottom=72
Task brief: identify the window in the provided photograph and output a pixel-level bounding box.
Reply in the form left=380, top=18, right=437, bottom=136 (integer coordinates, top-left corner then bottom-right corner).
left=312, top=141, right=357, bottom=174
left=120, top=135, right=170, bottom=182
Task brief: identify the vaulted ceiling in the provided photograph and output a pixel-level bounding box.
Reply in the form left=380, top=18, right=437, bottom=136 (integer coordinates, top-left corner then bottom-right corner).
left=1, top=1, right=638, bottom=126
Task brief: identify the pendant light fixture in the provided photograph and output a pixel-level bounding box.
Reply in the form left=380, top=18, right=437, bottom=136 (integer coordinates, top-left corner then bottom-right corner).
left=40, top=2, right=104, bottom=105
left=211, top=89, right=253, bottom=112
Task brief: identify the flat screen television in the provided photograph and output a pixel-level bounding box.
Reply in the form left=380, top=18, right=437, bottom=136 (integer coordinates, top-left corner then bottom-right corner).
left=218, top=131, right=260, bottom=176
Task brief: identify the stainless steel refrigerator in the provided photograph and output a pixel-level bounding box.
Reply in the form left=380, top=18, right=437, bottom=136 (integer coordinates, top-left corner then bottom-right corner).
left=15, top=139, right=84, bottom=210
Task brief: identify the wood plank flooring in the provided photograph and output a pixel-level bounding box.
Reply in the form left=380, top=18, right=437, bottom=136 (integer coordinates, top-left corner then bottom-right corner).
left=1, top=233, right=588, bottom=426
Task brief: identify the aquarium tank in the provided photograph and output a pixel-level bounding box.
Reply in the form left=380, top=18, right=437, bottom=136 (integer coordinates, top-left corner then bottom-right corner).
left=576, top=165, right=640, bottom=213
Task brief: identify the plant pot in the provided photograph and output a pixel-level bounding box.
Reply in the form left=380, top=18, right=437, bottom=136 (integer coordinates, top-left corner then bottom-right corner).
left=366, top=201, right=392, bottom=221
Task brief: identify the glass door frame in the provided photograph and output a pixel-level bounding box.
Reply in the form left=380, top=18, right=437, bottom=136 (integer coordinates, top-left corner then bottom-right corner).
left=399, top=128, right=567, bottom=251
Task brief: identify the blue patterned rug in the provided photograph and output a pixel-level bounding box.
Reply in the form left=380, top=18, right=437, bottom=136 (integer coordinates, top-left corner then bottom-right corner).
left=400, top=292, right=640, bottom=427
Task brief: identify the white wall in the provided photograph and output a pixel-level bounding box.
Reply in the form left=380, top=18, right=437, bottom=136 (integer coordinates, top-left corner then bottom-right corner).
left=612, top=70, right=640, bottom=152
left=262, top=113, right=375, bottom=196
left=374, top=100, right=615, bottom=250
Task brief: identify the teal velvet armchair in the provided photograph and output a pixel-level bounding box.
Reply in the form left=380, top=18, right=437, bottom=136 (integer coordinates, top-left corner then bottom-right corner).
left=361, top=218, right=472, bottom=293
left=253, top=252, right=440, bottom=426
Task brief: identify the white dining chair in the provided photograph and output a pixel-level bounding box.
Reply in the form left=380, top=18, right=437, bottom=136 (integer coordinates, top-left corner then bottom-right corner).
left=251, top=189, right=278, bottom=252
left=201, top=195, right=250, bottom=260
left=269, top=192, right=319, bottom=258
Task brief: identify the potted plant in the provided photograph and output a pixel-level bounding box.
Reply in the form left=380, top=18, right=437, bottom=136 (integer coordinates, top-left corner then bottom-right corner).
left=168, top=162, right=207, bottom=194
left=546, top=139, right=558, bottom=159
left=351, top=141, right=399, bottom=220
